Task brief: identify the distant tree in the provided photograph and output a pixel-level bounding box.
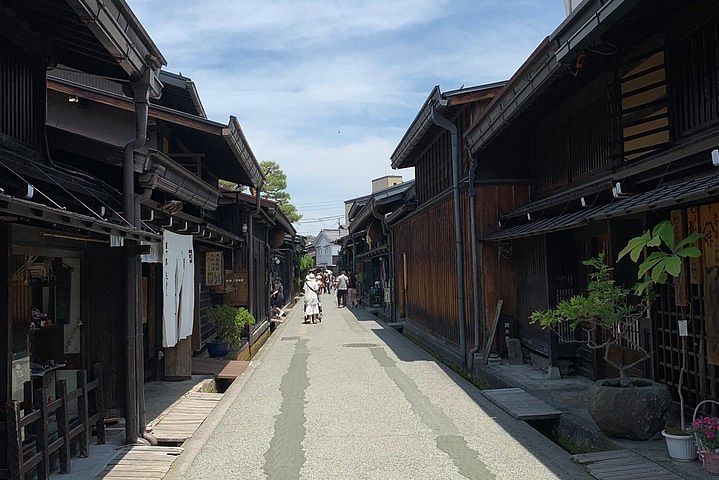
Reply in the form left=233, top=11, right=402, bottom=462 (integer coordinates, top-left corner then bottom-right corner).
left=260, top=161, right=302, bottom=223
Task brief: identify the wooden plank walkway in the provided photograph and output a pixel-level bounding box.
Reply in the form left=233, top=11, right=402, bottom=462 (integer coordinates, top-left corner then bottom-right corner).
left=191, top=357, right=249, bottom=380
left=572, top=449, right=683, bottom=479
left=96, top=446, right=183, bottom=479
left=482, top=387, right=562, bottom=420
left=148, top=392, right=223, bottom=444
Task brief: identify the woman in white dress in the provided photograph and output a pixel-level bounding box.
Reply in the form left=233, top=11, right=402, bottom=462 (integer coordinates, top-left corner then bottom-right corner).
left=304, top=273, right=320, bottom=324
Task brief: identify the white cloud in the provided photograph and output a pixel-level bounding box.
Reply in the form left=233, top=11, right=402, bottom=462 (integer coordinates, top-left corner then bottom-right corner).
left=127, top=0, right=565, bottom=235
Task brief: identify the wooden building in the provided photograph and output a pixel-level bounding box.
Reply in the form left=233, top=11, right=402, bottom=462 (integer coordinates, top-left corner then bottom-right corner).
left=44, top=67, right=264, bottom=384
left=345, top=180, right=415, bottom=309
left=0, top=0, right=167, bottom=476
left=218, top=192, right=296, bottom=339
left=388, top=82, right=513, bottom=367
left=465, top=0, right=719, bottom=410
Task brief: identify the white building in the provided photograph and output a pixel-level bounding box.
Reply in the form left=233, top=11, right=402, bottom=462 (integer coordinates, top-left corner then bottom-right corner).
left=313, top=228, right=348, bottom=270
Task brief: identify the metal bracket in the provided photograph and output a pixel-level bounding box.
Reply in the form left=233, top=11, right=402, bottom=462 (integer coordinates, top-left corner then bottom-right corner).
left=178, top=221, right=189, bottom=232
left=141, top=209, right=155, bottom=222
left=160, top=216, right=173, bottom=228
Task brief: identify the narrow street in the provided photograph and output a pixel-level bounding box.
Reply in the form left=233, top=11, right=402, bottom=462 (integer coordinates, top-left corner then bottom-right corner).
left=167, top=296, right=588, bottom=480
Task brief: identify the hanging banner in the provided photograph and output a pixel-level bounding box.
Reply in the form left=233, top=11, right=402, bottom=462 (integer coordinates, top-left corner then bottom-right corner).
left=205, top=251, right=224, bottom=286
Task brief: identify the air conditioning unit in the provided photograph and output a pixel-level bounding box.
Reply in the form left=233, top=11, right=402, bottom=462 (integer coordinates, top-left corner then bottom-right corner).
left=563, top=0, right=583, bottom=15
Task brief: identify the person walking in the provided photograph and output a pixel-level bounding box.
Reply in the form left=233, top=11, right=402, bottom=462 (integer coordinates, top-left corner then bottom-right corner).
left=270, top=278, right=286, bottom=318
left=348, top=272, right=358, bottom=308
left=336, top=270, right=349, bottom=307
left=304, top=273, right=320, bottom=324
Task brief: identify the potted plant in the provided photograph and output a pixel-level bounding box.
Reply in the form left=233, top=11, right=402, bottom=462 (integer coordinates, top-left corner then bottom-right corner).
left=693, top=401, right=719, bottom=473
left=207, top=304, right=248, bottom=358
left=531, top=254, right=671, bottom=440
left=238, top=307, right=256, bottom=338
left=619, top=220, right=702, bottom=459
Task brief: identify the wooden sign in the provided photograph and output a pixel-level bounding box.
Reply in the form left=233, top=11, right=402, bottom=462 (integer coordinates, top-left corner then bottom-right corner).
left=205, top=252, right=224, bottom=286
left=687, top=206, right=703, bottom=284
left=224, top=270, right=249, bottom=306
left=700, top=203, right=719, bottom=365
left=671, top=209, right=688, bottom=307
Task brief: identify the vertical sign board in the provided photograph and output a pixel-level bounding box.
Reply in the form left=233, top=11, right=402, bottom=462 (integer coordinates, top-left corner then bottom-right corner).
left=687, top=207, right=703, bottom=284
left=701, top=204, right=719, bottom=365
left=205, top=252, right=224, bottom=287
left=671, top=209, right=688, bottom=307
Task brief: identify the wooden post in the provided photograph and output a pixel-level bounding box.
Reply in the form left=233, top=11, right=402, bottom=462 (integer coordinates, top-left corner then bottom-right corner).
left=6, top=402, right=23, bottom=480
left=483, top=300, right=504, bottom=364
left=93, top=363, right=106, bottom=445
left=0, top=223, right=10, bottom=478
left=33, top=389, right=49, bottom=480
left=76, top=370, right=90, bottom=456
left=55, top=380, right=70, bottom=473
left=701, top=204, right=719, bottom=365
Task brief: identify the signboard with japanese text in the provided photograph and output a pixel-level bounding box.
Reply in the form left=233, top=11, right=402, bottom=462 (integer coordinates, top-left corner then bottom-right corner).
left=205, top=251, right=224, bottom=286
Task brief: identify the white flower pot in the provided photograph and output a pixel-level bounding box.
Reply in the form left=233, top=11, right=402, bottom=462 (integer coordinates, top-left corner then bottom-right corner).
left=663, top=429, right=697, bottom=462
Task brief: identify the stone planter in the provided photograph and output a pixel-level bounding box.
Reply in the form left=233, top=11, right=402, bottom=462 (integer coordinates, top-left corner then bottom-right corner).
left=662, top=430, right=696, bottom=462
left=586, top=378, right=671, bottom=440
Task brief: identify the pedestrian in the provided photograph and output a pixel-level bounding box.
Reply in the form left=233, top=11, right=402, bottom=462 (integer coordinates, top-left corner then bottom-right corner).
left=304, top=273, right=320, bottom=324
left=270, top=278, right=286, bottom=318
left=348, top=272, right=358, bottom=307
left=336, top=270, right=349, bottom=307
left=316, top=275, right=325, bottom=295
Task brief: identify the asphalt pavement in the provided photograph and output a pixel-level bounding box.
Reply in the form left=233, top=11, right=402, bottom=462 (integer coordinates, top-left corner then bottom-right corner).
left=167, top=295, right=590, bottom=480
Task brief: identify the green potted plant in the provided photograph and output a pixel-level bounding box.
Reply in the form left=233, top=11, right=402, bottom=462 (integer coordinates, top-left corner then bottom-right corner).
left=619, top=220, right=702, bottom=460
left=207, top=305, right=252, bottom=358
left=531, top=254, right=671, bottom=440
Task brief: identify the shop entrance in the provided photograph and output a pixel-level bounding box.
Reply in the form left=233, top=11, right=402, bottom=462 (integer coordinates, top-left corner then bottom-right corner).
left=9, top=251, right=83, bottom=405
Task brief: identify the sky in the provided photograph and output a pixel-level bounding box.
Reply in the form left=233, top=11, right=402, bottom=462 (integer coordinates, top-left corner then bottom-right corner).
left=128, top=0, right=566, bottom=236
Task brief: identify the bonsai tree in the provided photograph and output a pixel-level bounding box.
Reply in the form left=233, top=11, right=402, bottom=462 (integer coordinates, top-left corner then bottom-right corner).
left=530, top=254, right=651, bottom=381
left=208, top=305, right=254, bottom=346
left=618, top=220, right=702, bottom=432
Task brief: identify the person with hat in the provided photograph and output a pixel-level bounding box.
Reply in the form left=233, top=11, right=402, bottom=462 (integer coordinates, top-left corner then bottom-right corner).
left=303, top=273, right=320, bottom=324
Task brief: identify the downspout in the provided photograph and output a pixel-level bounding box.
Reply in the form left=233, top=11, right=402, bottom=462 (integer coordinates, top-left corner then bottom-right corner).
left=123, top=76, right=151, bottom=445
left=247, top=183, right=263, bottom=328
left=432, top=101, right=467, bottom=368
left=466, top=148, right=483, bottom=372
left=135, top=188, right=156, bottom=445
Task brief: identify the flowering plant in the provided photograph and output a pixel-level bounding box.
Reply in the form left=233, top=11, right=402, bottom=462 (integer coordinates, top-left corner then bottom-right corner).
left=693, top=416, right=719, bottom=452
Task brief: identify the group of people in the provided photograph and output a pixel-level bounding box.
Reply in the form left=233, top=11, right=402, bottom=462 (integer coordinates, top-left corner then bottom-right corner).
left=303, top=269, right=359, bottom=322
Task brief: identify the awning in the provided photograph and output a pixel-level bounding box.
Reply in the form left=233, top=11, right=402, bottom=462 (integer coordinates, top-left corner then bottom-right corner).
left=484, top=208, right=597, bottom=241
left=0, top=193, right=160, bottom=243
left=141, top=150, right=222, bottom=211
left=484, top=172, right=719, bottom=241
left=588, top=172, right=719, bottom=221
left=357, top=245, right=390, bottom=261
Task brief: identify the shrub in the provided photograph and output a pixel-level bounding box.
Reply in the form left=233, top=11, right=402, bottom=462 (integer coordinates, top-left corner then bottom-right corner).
left=208, top=305, right=255, bottom=346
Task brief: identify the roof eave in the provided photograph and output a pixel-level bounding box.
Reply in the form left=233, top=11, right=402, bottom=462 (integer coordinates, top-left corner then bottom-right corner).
left=390, top=86, right=441, bottom=169
left=65, top=0, right=166, bottom=95
left=223, top=116, right=264, bottom=189
left=466, top=0, right=642, bottom=153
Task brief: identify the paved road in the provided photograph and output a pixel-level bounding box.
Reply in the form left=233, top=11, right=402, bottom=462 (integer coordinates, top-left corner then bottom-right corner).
left=169, top=296, right=589, bottom=480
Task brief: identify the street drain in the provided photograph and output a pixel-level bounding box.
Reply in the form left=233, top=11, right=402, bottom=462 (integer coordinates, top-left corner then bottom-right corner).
left=282, top=336, right=301, bottom=341
left=342, top=343, right=380, bottom=348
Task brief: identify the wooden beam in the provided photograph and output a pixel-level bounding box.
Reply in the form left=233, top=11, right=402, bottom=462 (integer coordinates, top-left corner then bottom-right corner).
left=446, top=90, right=500, bottom=107
left=47, top=79, right=222, bottom=136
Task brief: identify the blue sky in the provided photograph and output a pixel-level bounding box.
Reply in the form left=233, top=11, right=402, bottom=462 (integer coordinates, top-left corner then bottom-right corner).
left=128, top=0, right=566, bottom=235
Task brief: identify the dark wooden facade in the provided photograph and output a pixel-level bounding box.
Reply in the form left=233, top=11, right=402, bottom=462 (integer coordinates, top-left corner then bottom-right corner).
left=0, top=1, right=167, bottom=476
left=464, top=0, right=719, bottom=410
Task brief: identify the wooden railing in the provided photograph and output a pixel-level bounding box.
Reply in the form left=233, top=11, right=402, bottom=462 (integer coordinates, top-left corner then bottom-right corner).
left=5, top=364, right=105, bottom=480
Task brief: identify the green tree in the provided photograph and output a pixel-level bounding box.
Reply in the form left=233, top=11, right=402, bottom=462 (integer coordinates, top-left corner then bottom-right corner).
left=260, top=161, right=302, bottom=223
